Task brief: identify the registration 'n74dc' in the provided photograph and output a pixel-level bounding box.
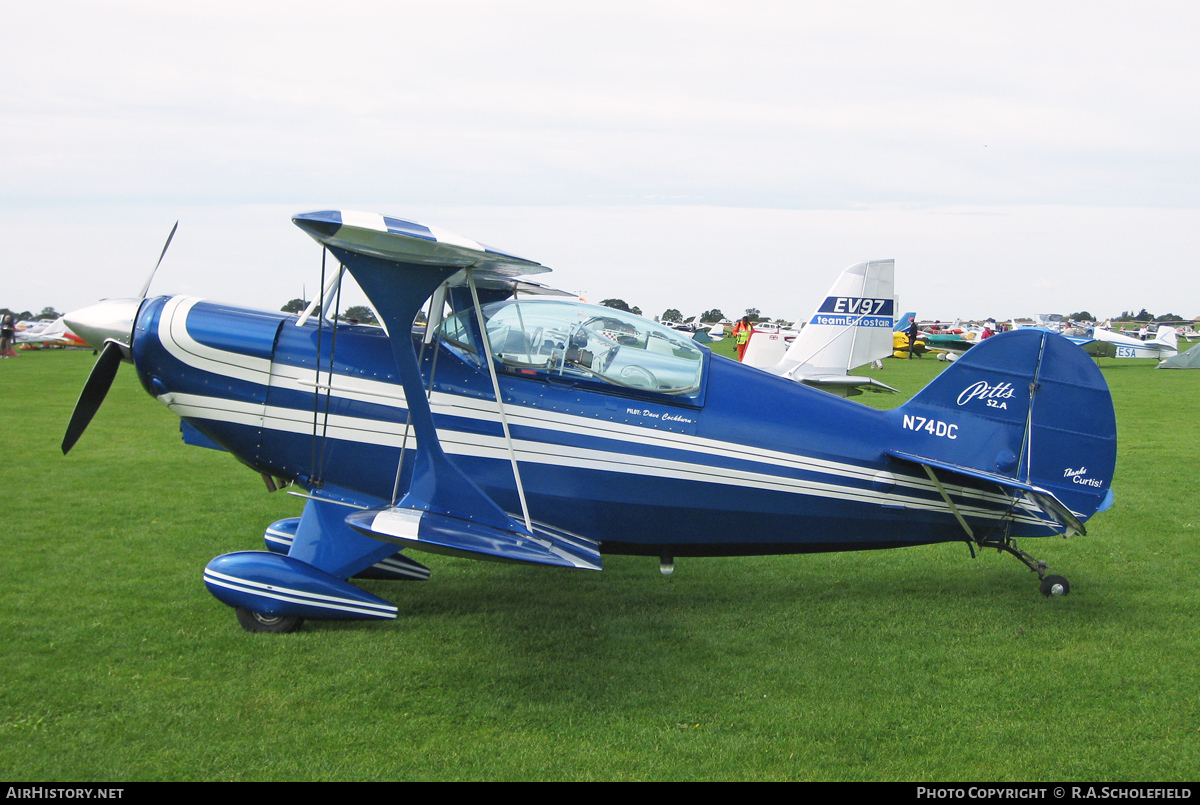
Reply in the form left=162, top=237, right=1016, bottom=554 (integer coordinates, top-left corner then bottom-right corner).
left=62, top=212, right=1117, bottom=632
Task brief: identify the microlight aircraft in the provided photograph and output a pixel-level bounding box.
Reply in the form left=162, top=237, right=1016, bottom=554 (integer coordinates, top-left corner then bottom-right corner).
left=63, top=211, right=1117, bottom=632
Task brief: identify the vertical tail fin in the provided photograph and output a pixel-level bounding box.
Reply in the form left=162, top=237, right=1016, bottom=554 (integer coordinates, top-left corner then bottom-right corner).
left=785, top=259, right=895, bottom=373
left=747, top=259, right=896, bottom=374
left=889, top=330, right=1116, bottom=524
left=1155, top=326, right=1178, bottom=350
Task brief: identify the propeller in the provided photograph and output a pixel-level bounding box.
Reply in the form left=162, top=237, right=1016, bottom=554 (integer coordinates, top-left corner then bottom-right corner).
left=61, top=340, right=125, bottom=454
left=61, top=222, right=178, bottom=455
left=138, top=220, right=178, bottom=299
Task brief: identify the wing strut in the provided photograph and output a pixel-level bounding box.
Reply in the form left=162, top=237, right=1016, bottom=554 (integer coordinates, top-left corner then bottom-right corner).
left=296, top=255, right=344, bottom=328
left=304, top=249, right=347, bottom=487
left=390, top=290, right=441, bottom=505
left=920, top=464, right=975, bottom=540
left=466, top=268, right=534, bottom=534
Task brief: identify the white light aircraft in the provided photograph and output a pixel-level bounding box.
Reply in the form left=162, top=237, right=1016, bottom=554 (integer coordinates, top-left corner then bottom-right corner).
left=742, top=259, right=898, bottom=396
left=1077, top=326, right=1178, bottom=360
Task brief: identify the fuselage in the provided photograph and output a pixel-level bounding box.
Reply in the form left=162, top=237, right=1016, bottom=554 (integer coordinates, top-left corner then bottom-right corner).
left=1092, top=327, right=1177, bottom=358
left=131, top=294, right=1062, bottom=557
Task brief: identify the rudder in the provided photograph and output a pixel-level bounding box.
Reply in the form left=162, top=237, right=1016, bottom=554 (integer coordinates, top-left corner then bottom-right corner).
left=890, top=330, right=1116, bottom=524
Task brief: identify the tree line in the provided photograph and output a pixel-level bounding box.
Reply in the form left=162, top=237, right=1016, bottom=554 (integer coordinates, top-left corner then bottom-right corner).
left=1112, top=309, right=1186, bottom=323
left=281, top=299, right=380, bottom=325
left=605, top=300, right=791, bottom=325
left=277, top=297, right=1192, bottom=329
left=0, top=306, right=63, bottom=322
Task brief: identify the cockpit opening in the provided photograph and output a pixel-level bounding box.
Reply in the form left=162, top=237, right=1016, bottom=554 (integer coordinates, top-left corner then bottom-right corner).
left=438, top=299, right=705, bottom=395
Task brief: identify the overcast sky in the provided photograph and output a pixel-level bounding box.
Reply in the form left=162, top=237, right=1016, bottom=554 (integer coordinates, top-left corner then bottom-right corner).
left=3, top=1, right=1198, bottom=322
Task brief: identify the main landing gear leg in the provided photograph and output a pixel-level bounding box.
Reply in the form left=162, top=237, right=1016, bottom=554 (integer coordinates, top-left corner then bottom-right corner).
left=989, top=538, right=1070, bottom=597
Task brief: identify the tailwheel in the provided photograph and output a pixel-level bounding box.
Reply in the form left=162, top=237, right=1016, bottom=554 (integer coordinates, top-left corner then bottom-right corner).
left=986, top=537, right=1072, bottom=598
left=1039, top=574, right=1070, bottom=597
left=235, top=607, right=305, bottom=634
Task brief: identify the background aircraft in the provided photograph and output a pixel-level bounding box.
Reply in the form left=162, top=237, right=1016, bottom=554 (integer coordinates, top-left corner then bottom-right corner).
left=62, top=210, right=1117, bottom=632
left=891, top=312, right=929, bottom=358
left=15, top=316, right=88, bottom=349
left=742, top=259, right=898, bottom=396
left=1074, top=325, right=1178, bottom=360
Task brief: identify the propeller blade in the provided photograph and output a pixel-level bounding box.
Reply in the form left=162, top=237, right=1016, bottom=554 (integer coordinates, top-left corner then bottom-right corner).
left=138, top=220, right=178, bottom=299
left=62, top=340, right=125, bottom=454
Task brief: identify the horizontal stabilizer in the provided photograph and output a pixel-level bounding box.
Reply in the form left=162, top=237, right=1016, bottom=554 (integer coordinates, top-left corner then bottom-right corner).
left=885, top=450, right=1085, bottom=536
left=346, top=507, right=602, bottom=571
left=799, top=374, right=898, bottom=395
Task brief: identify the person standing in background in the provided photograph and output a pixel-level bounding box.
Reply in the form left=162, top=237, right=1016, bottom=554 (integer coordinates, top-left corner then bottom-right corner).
left=1, top=313, right=15, bottom=358
left=734, top=316, right=754, bottom=361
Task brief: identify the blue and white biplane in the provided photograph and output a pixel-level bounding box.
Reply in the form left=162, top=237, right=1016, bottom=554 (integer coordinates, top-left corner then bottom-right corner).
left=63, top=211, right=1117, bottom=632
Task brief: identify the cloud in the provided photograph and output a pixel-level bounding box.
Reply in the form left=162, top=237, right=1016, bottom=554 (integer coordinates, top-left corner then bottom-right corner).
left=2, top=3, right=1197, bottom=319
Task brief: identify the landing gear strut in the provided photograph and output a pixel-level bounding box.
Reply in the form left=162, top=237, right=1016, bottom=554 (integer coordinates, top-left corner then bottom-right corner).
left=988, top=538, right=1070, bottom=597
left=915, top=462, right=1077, bottom=598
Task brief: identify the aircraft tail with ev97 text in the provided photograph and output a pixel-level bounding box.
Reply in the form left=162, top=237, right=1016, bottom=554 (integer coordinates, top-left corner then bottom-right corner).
left=743, top=258, right=899, bottom=396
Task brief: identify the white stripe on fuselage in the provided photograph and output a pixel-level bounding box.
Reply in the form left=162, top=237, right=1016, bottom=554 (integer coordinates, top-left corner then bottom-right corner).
left=154, top=295, right=1049, bottom=526
left=164, top=390, right=1047, bottom=527
left=264, top=353, right=1033, bottom=514
left=160, top=296, right=274, bottom=386
left=160, top=295, right=945, bottom=498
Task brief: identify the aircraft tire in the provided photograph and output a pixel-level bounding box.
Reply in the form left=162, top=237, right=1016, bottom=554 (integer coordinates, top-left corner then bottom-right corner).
left=235, top=607, right=305, bottom=634
left=1039, top=575, right=1070, bottom=597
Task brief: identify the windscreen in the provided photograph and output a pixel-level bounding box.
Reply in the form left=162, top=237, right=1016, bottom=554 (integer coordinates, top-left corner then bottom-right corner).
left=478, top=300, right=704, bottom=395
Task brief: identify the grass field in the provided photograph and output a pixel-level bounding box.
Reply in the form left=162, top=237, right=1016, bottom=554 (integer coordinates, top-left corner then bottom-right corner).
left=1, top=345, right=1198, bottom=781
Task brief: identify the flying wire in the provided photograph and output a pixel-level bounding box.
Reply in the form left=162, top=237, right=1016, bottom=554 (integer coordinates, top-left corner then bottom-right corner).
left=316, top=264, right=345, bottom=483
left=309, top=248, right=327, bottom=484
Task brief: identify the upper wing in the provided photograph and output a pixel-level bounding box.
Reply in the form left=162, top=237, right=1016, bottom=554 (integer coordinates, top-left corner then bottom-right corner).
left=293, top=210, right=550, bottom=277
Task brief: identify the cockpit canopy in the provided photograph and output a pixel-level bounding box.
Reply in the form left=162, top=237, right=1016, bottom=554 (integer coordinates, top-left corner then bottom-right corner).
left=439, top=299, right=705, bottom=396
